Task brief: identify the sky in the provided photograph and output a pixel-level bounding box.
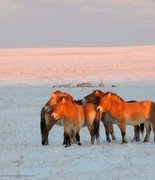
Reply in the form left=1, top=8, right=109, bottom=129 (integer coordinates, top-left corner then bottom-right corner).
left=0, top=0, right=155, bottom=48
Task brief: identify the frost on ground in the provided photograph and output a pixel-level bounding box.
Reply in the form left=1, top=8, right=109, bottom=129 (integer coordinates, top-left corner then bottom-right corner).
left=0, top=46, right=155, bottom=180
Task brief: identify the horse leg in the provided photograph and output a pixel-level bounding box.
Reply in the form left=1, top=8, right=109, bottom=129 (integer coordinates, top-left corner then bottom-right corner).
left=101, top=118, right=111, bottom=142
left=109, top=123, right=116, bottom=141
left=118, top=122, right=127, bottom=144
left=153, top=125, right=155, bottom=142
left=143, top=121, right=151, bottom=142
left=93, top=110, right=102, bottom=144
left=132, top=125, right=140, bottom=142
left=63, top=132, right=66, bottom=145
left=42, top=122, right=55, bottom=146
left=86, top=123, right=96, bottom=144
left=64, top=133, right=71, bottom=148
left=151, top=124, right=155, bottom=142
left=76, top=132, right=82, bottom=146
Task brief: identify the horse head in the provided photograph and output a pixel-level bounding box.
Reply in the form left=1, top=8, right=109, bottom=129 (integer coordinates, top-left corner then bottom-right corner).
left=97, top=93, right=111, bottom=113
left=93, top=89, right=105, bottom=98
left=51, top=96, right=72, bottom=120
left=46, top=90, right=73, bottom=106
left=83, top=89, right=105, bottom=104
left=97, top=92, right=124, bottom=113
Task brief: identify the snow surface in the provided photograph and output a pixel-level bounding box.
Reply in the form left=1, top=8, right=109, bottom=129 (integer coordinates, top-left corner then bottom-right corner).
left=0, top=46, right=155, bottom=180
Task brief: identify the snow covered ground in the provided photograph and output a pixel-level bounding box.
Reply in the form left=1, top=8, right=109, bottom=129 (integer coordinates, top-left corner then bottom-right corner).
left=0, top=46, right=155, bottom=180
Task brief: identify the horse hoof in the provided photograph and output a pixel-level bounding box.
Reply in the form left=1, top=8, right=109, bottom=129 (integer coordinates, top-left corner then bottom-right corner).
left=42, top=141, right=48, bottom=146
left=65, top=144, right=71, bottom=148
left=77, top=142, right=82, bottom=146
left=107, top=139, right=111, bottom=143
left=143, top=140, right=149, bottom=143
left=96, top=139, right=100, bottom=144
left=112, top=137, right=116, bottom=141
left=91, top=141, right=94, bottom=145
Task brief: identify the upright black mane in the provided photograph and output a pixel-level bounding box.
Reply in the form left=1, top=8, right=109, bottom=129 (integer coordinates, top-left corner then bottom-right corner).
left=74, top=99, right=83, bottom=105
left=104, top=91, right=125, bottom=102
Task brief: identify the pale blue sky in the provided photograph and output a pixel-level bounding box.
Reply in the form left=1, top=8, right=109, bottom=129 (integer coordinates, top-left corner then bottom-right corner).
left=0, top=0, right=155, bottom=48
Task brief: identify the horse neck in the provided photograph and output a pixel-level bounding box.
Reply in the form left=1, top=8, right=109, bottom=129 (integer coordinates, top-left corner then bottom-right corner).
left=99, top=92, right=105, bottom=98
left=74, top=101, right=84, bottom=112
left=106, top=96, right=123, bottom=118
left=86, top=96, right=100, bottom=105
left=63, top=101, right=82, bottom=120
left=55, top=102, right=70, bottom=118
left=95, top=98, right=101, bottom=105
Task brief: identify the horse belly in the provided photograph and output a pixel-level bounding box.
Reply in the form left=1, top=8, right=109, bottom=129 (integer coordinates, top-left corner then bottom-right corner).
left=55, top=119, right=64, bottom=126
left=127, top=117, right=146, bottom=126
left=104, top=113, right=116, bottom=124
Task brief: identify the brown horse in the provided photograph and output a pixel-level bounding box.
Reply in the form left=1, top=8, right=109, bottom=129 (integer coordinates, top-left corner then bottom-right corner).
left=40, top=90, right=73, bottom=145
left=41, top=90, right=99, bottom=146
left=82, top=101, right=100, bottom=144
left=84, top=89, right=145, bottom=142
left=97, top=92, right=155, bottom=143
left=51, top=97, right=85, bottom=147
left=83, top=90, right=116, bottom=142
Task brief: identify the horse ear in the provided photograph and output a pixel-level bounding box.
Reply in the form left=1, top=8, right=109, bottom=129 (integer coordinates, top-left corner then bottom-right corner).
left=51, top=92, right=55, bottom=98
left=107, top=93, right=111, bottom=98
left=62, top=98, right=66, bottom=103
left=95, top=90, right=99, bottom=96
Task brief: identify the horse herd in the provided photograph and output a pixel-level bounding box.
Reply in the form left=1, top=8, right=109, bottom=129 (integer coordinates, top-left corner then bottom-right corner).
left=40, top=89, right=155, bottom=147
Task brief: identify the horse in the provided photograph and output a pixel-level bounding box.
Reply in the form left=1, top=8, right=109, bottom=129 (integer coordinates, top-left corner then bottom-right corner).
left=41, top=90, right=98, bottom=146
left=51, top=96, right=85, bottom=147
left=84, top=89, right=145, bottom=142
left=97, top=92, right=155, bottom=143
left=83, top=90, right=116, bottom=142
left=40, top=90, right=74, bottom=145
left=82, top=101, right=101, bottom=144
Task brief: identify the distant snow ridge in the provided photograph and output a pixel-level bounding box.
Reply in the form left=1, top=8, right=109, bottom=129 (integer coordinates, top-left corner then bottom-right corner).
left=0, top=46, right=155, bottom=84
left=52, top=82, right=117, bottom=88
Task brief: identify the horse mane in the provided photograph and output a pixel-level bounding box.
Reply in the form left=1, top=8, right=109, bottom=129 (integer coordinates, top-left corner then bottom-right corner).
left=74, top=99, right=83, bottom=105
left=50, top=90, right=62, bottom=96
left=93, top=89, right=104, bottom=94
left=51, top=90, right=73, bottom=99
left=53, top=90, right=62, bottom=94
left=93, top=89, right=105, bottom=96
left=104, top=91, right=125, bottom=102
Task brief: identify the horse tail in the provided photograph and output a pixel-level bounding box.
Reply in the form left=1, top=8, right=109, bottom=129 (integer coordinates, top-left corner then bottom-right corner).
left=140, top=123, right=144, bottom=136
left=40, top=106, right=46, bottom=135
left=93, top=110, right=101, bottom=138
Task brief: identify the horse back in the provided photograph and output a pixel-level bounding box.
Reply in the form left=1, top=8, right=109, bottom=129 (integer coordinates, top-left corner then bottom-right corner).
left=125, top=100, right=151, bottom=114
